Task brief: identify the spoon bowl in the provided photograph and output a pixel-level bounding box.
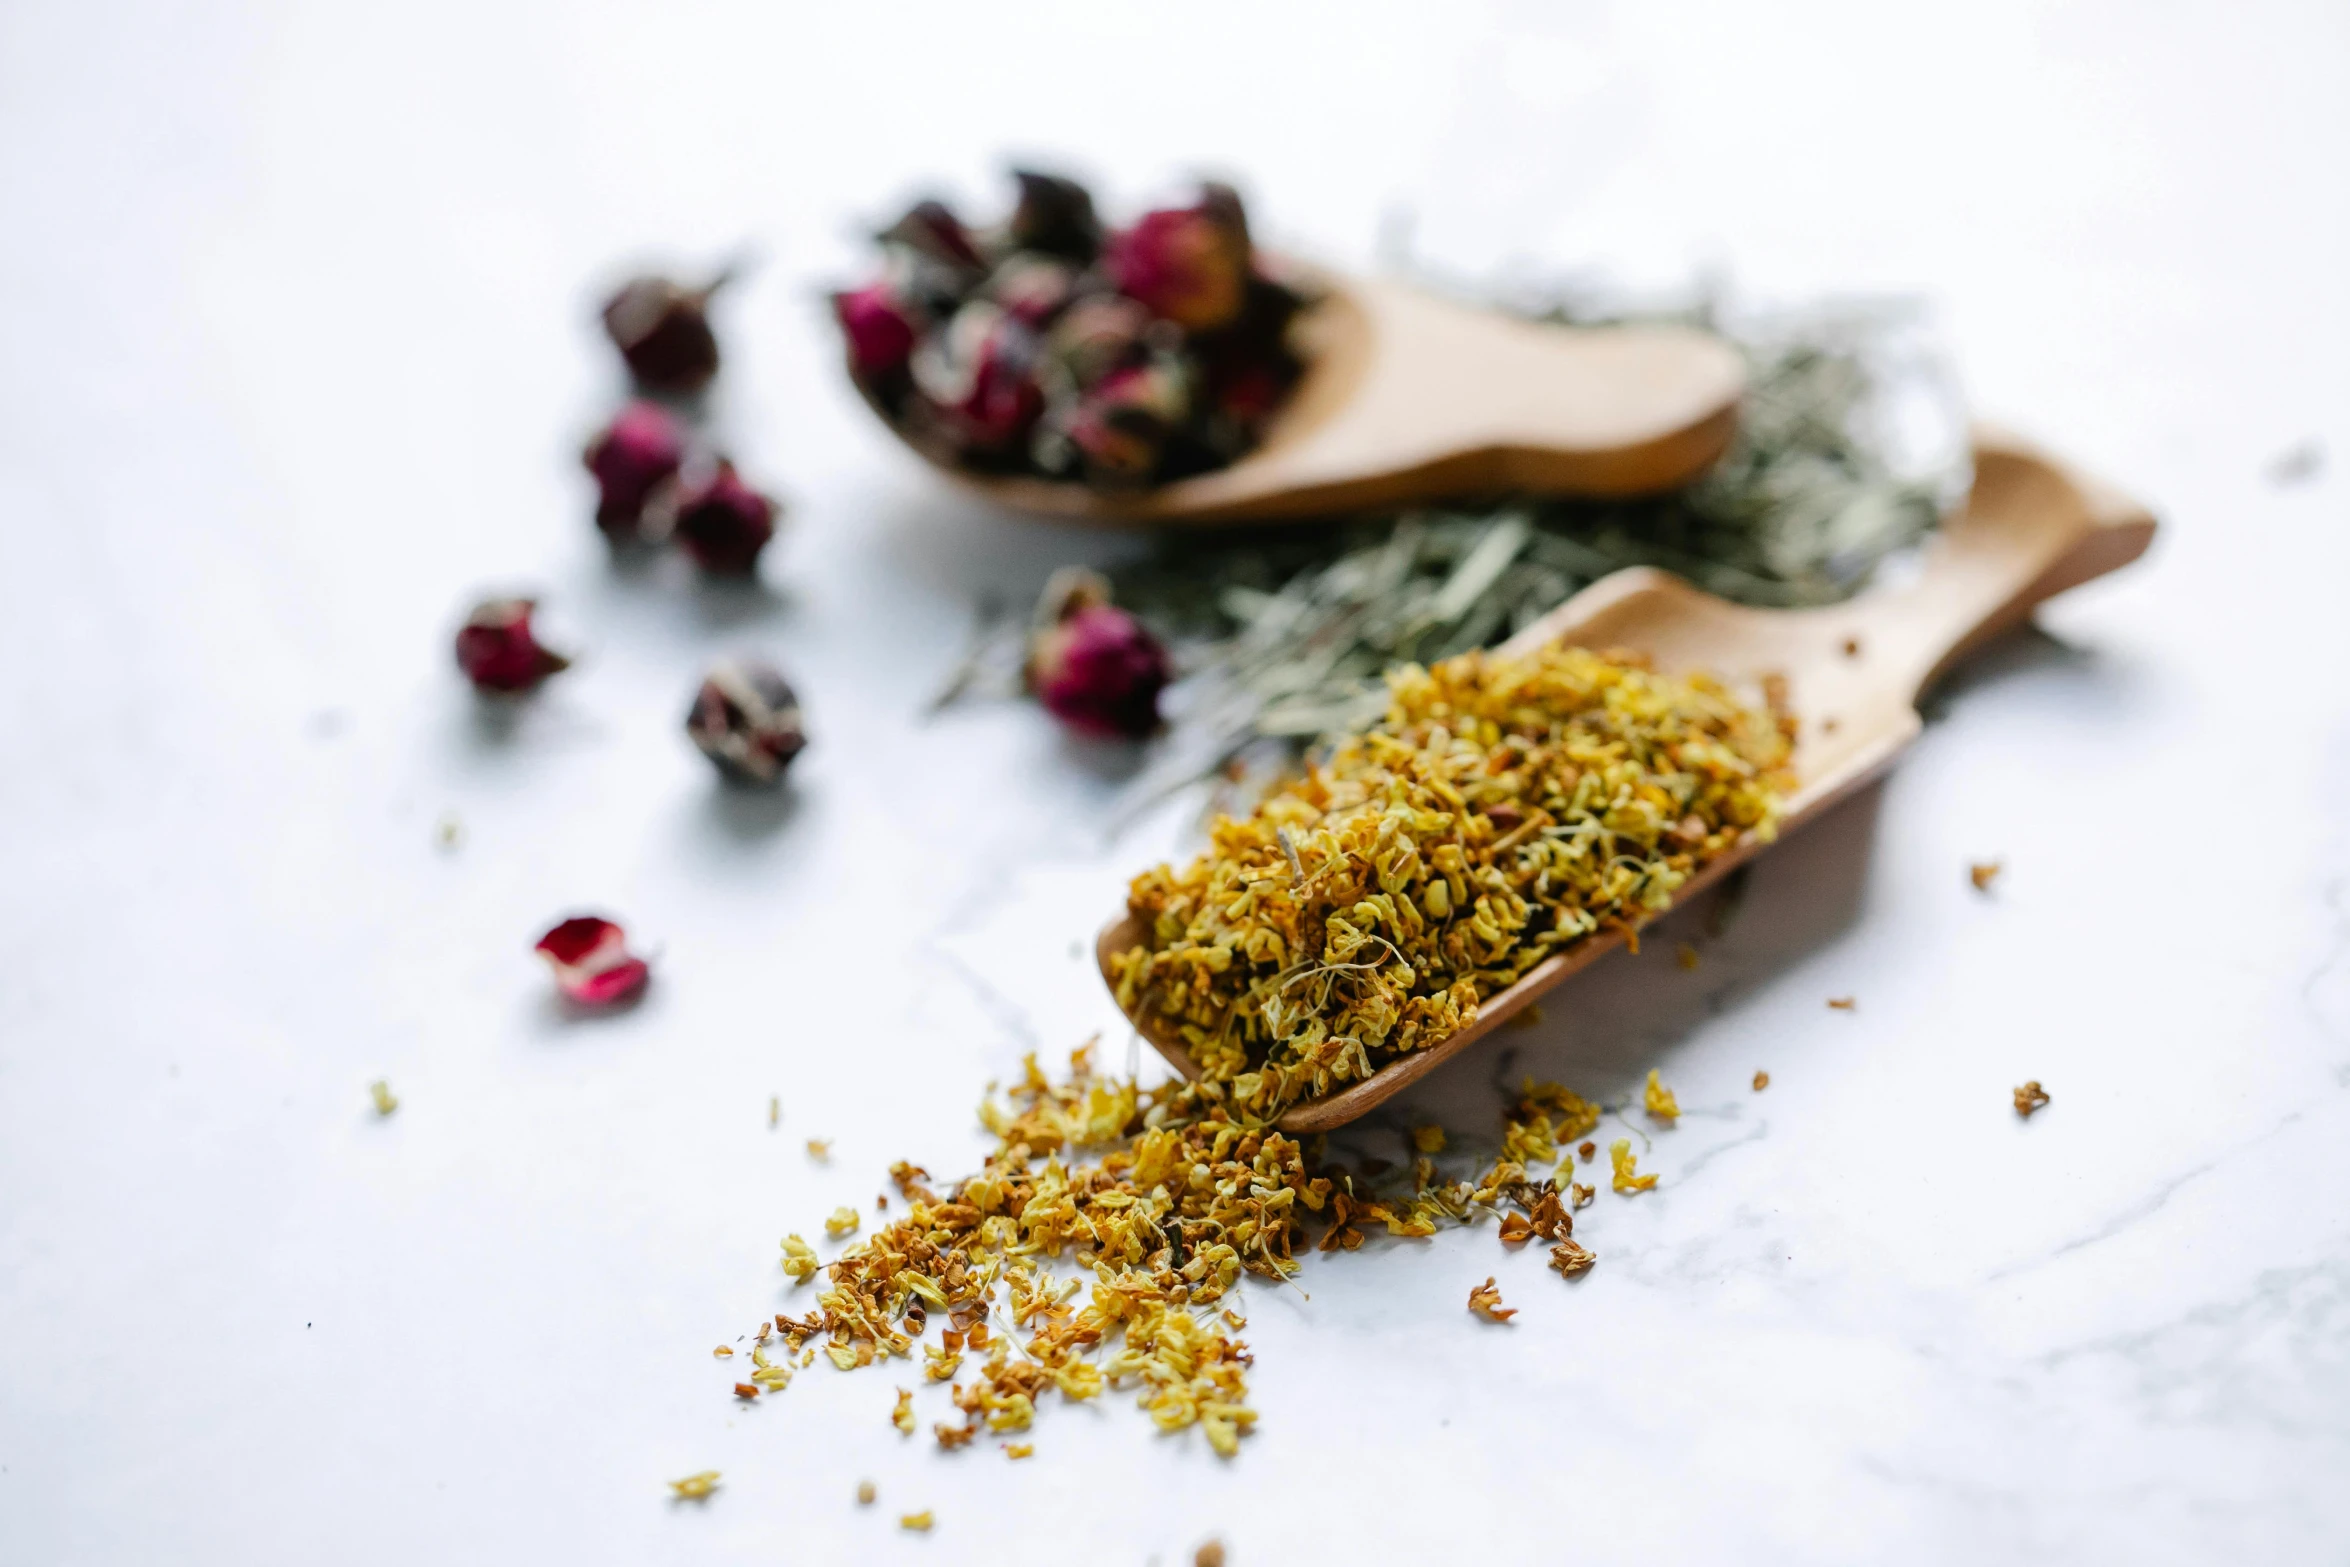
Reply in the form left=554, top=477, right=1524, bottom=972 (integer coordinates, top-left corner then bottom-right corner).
left=871, top=270, right=1748, bottom=527
left=1096, top=428, right=2157, bottom=1130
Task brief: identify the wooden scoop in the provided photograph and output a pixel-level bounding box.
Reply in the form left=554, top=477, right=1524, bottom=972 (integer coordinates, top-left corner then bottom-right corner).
left=1095, top=428, right=2157, bottom=1131
left=884, top=272, right=1747, bottom=526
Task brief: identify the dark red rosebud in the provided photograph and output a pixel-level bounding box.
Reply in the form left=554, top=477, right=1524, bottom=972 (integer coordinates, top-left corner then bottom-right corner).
left=1106, top=185, right=1252, bottom=332
left=1024, top=569, right=1170, bottom=739
left=582, top=401, right=686, bottom=542
left=666, top=463, right=778, bottom=576
left=914, top=302, right=1043, bottom=454
left=454, top=598, right=570, bottom=693
left=1007, top=170, right=1101, bottom=262
left=981, top=255, right=1078, bottom=329
left=879, top=198, right=985, bottom=273
left=533, top=916, right=650, bottom=1008
left=685, top=657, right=808, bottom=786
left=832, top=281, right=920, bottom=382
left=601, top=274, right=723, bottom=394
left=1039, top=359, right=1190, bottom=486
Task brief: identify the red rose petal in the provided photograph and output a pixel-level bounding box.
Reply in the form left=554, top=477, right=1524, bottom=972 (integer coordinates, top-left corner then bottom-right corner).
left=534, top=916, right=650, bottom=1007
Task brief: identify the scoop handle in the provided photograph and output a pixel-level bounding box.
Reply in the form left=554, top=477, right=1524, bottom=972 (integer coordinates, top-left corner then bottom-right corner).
left=1850, top=428, right=2157, bottom=701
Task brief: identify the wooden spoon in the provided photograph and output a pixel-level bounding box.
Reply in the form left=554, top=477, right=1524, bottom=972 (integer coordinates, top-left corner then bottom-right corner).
left=1095, top=428, right=2157, bottom=1131
left=879, top=271, right=1747, bottom=526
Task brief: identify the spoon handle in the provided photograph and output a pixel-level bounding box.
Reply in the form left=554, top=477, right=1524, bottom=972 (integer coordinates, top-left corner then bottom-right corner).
left=1850, top=428, right=2157, bottom=701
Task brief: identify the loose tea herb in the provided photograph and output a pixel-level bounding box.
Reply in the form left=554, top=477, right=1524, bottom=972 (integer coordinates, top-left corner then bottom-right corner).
left=836, top=171, right=1309, bottom=490
left=1024, top=568, right=1174, bottom=738
left=738, top=1048, right=1626, bottom=1462
left=1111, top=645, right=1792, bottom=1119
left=454, top=597, right=570, bottom=694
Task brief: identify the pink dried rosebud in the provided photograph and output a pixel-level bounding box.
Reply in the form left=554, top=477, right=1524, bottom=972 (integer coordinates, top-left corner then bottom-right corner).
left=833, top=281, right=920, bottom=382
left=601, top=273, right=724, bottom=395
left=879, top=198, right=985, bottom=273
left=454, top=598, right=570, bottom=693
left=1106, top=184, right=1251, bottom=333
left=667, top=463, right=778, bottom=576
left=1040, top=359, right=1190, bottom=486
left=533, top=916, right=650, bottom=1008
left=914, top=302, right=1043, bottom=455
left=685, top=658, right=807, bottom=785
left=582, top=401, right=686, bottom=542
left=1024, top=569, right=1171, bottom=739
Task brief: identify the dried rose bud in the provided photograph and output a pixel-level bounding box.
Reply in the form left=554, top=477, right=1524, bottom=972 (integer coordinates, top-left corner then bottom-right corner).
left=1038, top=294, right=1153, bottom=394
left=454, top=597, right=570, bottom=693
left=685, top=658, right=808, bottom=786
left=1106, top=184, right=1252, bottom=333
left=533, top=916, right=650, bottom=1008
left=1007, top=169, right=1101, bottom=262
left=601, top=273, right=724, bottom=394
left=1038, top=358, right=1191, bottom=486
left=879, top=198, right=985, bottom=274
left=582, top=400, right=686, bottom=542
left=833, top=281, right=920, bottom=383
left=1024, top=569, right=1170, bottom=739
left=666, top=462, right=778, bottom=576
left=914, top=302, right=1043, bottom=455
left=981, top=255, right=1078, bottom=329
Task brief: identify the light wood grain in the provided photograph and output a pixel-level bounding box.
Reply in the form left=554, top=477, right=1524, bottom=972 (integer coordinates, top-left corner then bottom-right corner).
left=875, top=272, right=1748, bottom=526
left=1095, top=428, right=2158, bottom=1130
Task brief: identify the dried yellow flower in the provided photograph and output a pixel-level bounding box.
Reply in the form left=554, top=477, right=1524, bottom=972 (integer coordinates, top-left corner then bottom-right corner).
left=768, top=1095, right=780, bottom=1128
left=2014, top=1080, right=2050, bottom=1118
left=1112, top=646, right=1793, bottom=1119
left=368, top=1079, right=398, bottom=1116
left=1467, top=1277, right=1516, bottom=1322
left=1548, top=1239, right=1597, bottom=1276
left=892, top=1388, right=915, bottom=1433
left=1828, top=996, right=1856, bottom=1011
left=1005, top=1443, right=1034, bottom=1459
left=1643, top=1068, right=1680, bottom=1123
left=1409, top=1125, right=1447, bottom=1155
left=901, top=1510, right=934, bottom=1532
left=1752, top=1070, right=1770, bottom=1091
left=807, top=1138, right=833, bottom=1161
left=824, top=1205, right=861, bottom=1238
left=711, top=1345, right=732, bottom=1358
left=1971, top=860, right=2003, bottom=892
left=1609, top=1138, right=1658, bottom=1194
left=1676, top=942, right=1699, bottom=970
left=779, top=1233, right=819, bottom=1283
left=856, top=1480, right=876, bottom=1505
left=668, top=1470, right=720, bottom=1500
left=1197, top=1544, right=1228, bottom=1567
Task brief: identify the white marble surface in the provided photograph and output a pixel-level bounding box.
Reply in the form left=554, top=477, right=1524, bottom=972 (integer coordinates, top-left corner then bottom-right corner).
left=3, top=1, right=2347, bottom=1562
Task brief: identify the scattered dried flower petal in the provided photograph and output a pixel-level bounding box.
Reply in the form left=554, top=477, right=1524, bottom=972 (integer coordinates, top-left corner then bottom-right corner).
left=533, top=916, right=650, bottom=1008
left=892, top=1389, right=915, bottom=1434
left=1410, top=1125, right=1447, bottom=1155
left=1609, top=1139, right=1658, bottom=1194
left=806, top=1138, right=833, bottom=1162
left=824, top=1205, right=861, bottom=1238
left=1005, top=1443, right=1034, bottom=1460
left=1548, top=1239, right=1597, bottom=1277
left=1753, top=1070, right=1770, bottom=1091
left=1196, top=1545, right=1228, bottom=1567
left=454, top=597, right=570, bottom=694
left=1467, top=1277, right=1516, bottom=1323
left=900, top=1511, right=935, bottom=1532
left=368, top=1079, right=398, bottom=1117
left=1643, top=1068, right=1680, bottom=1124
left=732, top=1382, right=758, bottom=1400
left=856, top=1480, right=876, bottom=1505
left=2014, top=1080, right=2050, bottom=1118
left=1676, top=942, right=1700, bottom=970
left=1971, top=860, right=2003, bottom=892
left=1828, top=996, right=1856, bottom=1011
left=712, top=1345, right=733, bottom=1359
left=668, top=1470, right=720, bottom=1501
left=780, top=1233, right=819, bottom=1282
left=685, top=658, right=807, bottom=785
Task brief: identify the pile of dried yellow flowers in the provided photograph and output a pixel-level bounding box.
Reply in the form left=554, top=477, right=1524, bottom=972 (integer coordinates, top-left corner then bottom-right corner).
left=1112, top=644, right=1794, bottom=1117
left=749, top=1047, right=1623, bottom=1459
left=733, top=646, right=1782, bottom=1466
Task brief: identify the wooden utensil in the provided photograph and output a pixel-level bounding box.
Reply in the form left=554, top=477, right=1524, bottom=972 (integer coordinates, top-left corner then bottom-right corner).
left=877, top=272, right=1747, bottom=526
left=1095, top=428, right=2156, bottom=1131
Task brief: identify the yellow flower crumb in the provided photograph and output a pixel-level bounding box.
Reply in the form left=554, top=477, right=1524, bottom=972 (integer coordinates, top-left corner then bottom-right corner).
left=1828, top=996, right=1856, bottom=1011
left=824, top=1205, right=860, bottom=1237
left=1752, top=1070, right=1770, bottom=1091
left=2014, top=1080, right=2050, bottom=1118
left=779, top=1233, right=819, bottom=1282
left=1971, top=860, right=2003, bottom=892
left=368, top=1079, right=398, bottom=1116
left=668, top=1470, right=720, bottom=1500
left=1643, top=1068, right=1680, bottom=1123
left=807, top=1138, right=833, bottom=1161
left=1005, top=1443, right=1034, bottom=1459
left=1676, top=942, right=1699, bottom=970
left=1409, top=1125, right=1446, bottom=1155
left=856, top=1479, right=876, bottom=1505
left=1467, top=1276, right=1516, bottom=1322
left=901, top=1510, right=934, bottom=1532
left=712, top=1345, right=733, bottom=1358
left=1609, top=1138, right=1658, bottom=1194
